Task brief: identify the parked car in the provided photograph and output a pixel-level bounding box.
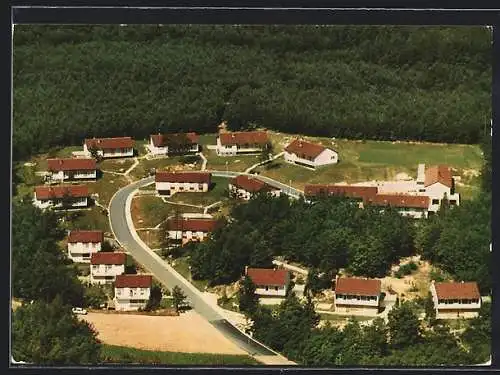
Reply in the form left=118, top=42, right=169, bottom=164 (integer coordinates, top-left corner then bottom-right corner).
left=72, top=307, right=87, bottom=315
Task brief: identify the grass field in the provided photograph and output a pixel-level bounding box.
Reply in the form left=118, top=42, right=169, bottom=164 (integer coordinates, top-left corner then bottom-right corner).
left=204, top=149, right=261, bottom=172
left=67, top=206, right=111, bottom=234
left=99, top=158, right=136, bottom=173
left=168, top=176, right=230, bottom=206
left=136, top=229, right=162, bottom=249
left=260, top=131, right=483, bottom=196
left=129, top=156, right=202, bottom=180
left=172, top=256, right=209, bottom=292
left=89, top=173, right=129, bottom=207
left=100, top=344, right=260, bottom=365
left=197, top=133, right=218, bottom=147
left=131, top=196, right=204, bottom=228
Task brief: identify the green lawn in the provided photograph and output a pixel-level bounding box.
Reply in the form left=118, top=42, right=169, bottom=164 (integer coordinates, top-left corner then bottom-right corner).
left=66, top=206, right=111, bottom=234
left=100, top=344, right=260, bottom=365
left=131, top=196, right=204, bottom=228
left=172, top=256, right=209, bottom=292
left=204, top=149, right=261, bottom=172
left=259, top=131, right=483, bottom=196
left=89, top=173, right=129, bottom=207
left=168, top=176, right=230, bottom=206
left=135, top=139, right=150, bottom=157
left=129, top=156, right=202, bottom=180
left=198, top=133, right=218, bottom=147
left=99, top=158, right=136, bottom=173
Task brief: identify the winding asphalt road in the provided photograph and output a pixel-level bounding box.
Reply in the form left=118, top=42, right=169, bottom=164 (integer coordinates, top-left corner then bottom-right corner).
left=108, top=171, right=302, bottom=362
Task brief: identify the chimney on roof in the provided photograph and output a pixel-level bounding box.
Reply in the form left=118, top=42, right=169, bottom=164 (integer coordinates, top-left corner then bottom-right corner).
left=245, top=266, right=248, bottom=275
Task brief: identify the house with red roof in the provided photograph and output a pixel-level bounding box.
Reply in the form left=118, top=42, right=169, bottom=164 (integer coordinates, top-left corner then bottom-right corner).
left=155, top=171, right=212, bottom=197
left=114, top=274, right=153, bottom=311
left=148, top=132, right=200, bottom=156
left=90, top=252, right=126, bottom=284
left=334, top=277, right=382, bottom=316
left=304, top=184, right=378, bottom=205
left=67, top=230, right=104, bottom=263
left=416, top=164, right=460, bottom=214
left=47, top=158, right=97, bottom=182
left=364, top=193, right=431, bottom=219
left=83, top=137, right=135, bottom=158
left=216, top=131, right=269, bottom=156
left=284, top=139, right=338, bottom=169
left=33, top=185, right=90, bottom=210
left=245, top=266, right=290, bottom=297
left=430, top=280, right=481, bottom=319
left=229, top=175, right=281, bottom=201
left=166, top=217, right=219, bottom=244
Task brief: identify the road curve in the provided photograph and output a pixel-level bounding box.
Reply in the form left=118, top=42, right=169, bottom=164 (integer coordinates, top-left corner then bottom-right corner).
left=108, top=173, right=297, bottom=360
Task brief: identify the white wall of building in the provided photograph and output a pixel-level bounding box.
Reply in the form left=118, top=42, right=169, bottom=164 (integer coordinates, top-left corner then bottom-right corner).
left=156, top=181, right=209, bottom=196
left=430, top=283, right=481, bottom=319
left=68, top=242, right=101, bottom=263
left=215, top=137, right=263, bottom=156
left=90, top=264, right=125, bottom=284
left=83, top=143, right=134, bottom=158
left=167, top=230, right=209, bottom=242
left=114, top=286, right=151, bottom=311
left=255, top=285, right=287, bottom=297
left=50, top=170, right=97, bottom=182
left=33, top=197, right=88, bottom=210
left=284, top=148, right=338, bottom=169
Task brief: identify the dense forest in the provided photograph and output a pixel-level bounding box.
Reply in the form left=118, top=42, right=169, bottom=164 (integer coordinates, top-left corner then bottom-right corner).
left=13, top=25, right=491, bottom=161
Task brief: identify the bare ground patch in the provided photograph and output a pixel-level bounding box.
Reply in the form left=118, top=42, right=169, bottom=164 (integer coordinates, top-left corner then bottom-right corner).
left=79, top=311, right=246, bottom=355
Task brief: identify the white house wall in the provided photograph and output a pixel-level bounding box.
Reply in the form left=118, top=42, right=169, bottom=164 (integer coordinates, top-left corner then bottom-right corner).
left=68, top=242, right=101, bottom=263
left=90, top=264, right=125, bottom=284
left=156, top=181, right=209, bottom=196
left=255, top=285, right=287, bottom=297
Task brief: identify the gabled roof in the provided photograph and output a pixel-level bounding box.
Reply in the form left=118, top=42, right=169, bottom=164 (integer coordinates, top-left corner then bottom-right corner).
left=150, top=132, right=199, bottom=147
left=434, top=281, right=480, bottom=300
left=115, top=274, right=152, bottom=288
left=424, top=165, right=453, bottom=188
left=155, top=171, right=211, bottom=184
left=364, top=194, right=430, bottom=209
left=284, top=139, right=330, bottom=159
left=166, top=218, right=219, bottom=232
left=68, top=230, right=104, bottom=243
left=47, top=158, right=97, bottom=172
left=246, top=267, right=289, bottom=286
left=304, top=184, right=378, bottom=199
left=219, top=131, right=269, bottom=146
left=230, top=175, right=278, bottom=193
left=85, top=137, right=134, bottom=150
left=335, top=277, right=381, bottom=296
left=35, top=185, right=89, bottom=200
left=91, top=252, right=126, bottom=265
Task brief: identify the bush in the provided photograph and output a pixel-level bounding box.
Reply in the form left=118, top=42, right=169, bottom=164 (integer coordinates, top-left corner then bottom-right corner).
left=408, top=261, right=418, bottom=271
left=296, top=275, right=305, bottom=285
left=179, top=155, right=200, bottom=165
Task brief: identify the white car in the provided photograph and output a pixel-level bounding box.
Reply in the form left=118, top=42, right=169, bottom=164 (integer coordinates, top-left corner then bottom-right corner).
left=72, top=307, right=87, bottom=315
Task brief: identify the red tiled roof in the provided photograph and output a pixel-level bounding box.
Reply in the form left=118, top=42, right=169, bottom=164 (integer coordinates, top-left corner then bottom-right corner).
left=246, top=268, right=289, bottom=286
left=230, top=175, right=278, bottom=193
left=284, top=139, right=328, bottom=160
left=91, top=252, right=126, bottom=265
left=150, top=132, right=199, bottom=147
left=335, top=277, right=381, bottom=296
left=219, top=131, right=269, bottom=146
left=155, top=171, right=211, bottom=184
left=364, top=194, right=430, bottom=209
left=424, top=165, right=453, bottom=188
left=434, top=282, right=480, bottom=300
left=304, top=184, right=378, bottom=199
left=47, top=158, right=97, bottom=172
left=115, top=274, right=152, bottom=288
left=166, top=218, right=219, bottom=232
left=85, top=137, right=134, bottom=150
left=68, top=230, right=104, bottom=243
left=35, top=185, right=89, bottom=200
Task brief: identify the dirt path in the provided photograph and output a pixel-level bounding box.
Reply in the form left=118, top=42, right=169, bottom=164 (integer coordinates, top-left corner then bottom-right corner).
left=80, top=311, right=247, bottom=355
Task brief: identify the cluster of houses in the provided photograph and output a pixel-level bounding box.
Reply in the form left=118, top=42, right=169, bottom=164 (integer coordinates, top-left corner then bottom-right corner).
left=243, top=267, right=482, bottom=319
left=304, top=164, right=460, bottom=219
left=68, top=229, right=153, bottom=311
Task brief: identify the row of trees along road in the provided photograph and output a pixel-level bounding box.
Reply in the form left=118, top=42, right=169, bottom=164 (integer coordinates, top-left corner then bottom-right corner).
left=13, top=25, right=491, bottom=161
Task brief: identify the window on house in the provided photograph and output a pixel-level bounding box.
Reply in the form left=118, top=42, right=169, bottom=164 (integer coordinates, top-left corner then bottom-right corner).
left=199, top=184, right=203, bottom=190
left=432, top=199, right=440, bottom=205
left=275, top=286, right=279, bottom=291
left=449, top=200, right=456, bottom=205
left=116, top=289, right=121, bottom=295
left=265, top=286, right=269, bottom=291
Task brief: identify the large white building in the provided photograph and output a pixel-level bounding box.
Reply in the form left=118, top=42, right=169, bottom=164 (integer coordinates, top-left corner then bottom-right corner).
left=47, top=158, right=97, bottom=182
left=334, top=277, right=381, bottom=316
left=33, top=185, right=90, bottom=210
left=216, top=131, right=269, bottom=156
left=245, top=267, right=290, bottom=298
left=67, top=230, right=104, bottom=263
left=430, top=280, right=481, bottom=319
left=228, top=175, right=281, bottom=201
left=418, top=164, right=460, bottom=215
left=155, top=171, right=211, bottom=197
left=147, top=132, right=200, bottom=156
left=165, top=217, right=219, bottom=244
left=83, top=137, right=135, bottom=158
left=114, top=274, right=152, bottom=311
left=284, top=139, right=338, bottom=169
left=90, top=252, right=126, bottom=285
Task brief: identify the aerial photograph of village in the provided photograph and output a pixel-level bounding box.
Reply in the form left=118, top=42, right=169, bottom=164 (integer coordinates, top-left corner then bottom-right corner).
left=11, top=25, right=491, bottom=367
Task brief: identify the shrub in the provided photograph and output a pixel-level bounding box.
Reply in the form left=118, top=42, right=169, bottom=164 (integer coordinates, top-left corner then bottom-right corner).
left=408, top=261, right=418, bottom=271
